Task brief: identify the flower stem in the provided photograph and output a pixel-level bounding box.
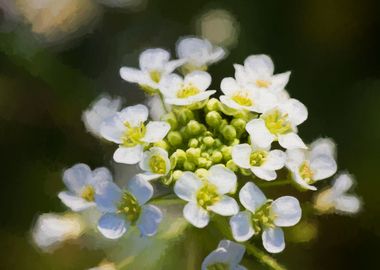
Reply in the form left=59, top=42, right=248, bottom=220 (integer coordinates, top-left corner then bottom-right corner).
left=244, top=243, right=286, bottom=270
left=256, top=179, right=292, bottom=188
left=158, top=92, right=169, bottom=113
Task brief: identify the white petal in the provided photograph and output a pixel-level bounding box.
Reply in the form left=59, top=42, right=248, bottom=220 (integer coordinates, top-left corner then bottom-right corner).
left=239, top=182, right=266, bottom=213
left=185, top=71, right=211, bottom=90
left=208, top=165, right=237, bottom=194
left=113, top=145, right=144, bottom=164
left=278, top=132, right=307, bottom=149
left=62, top=163, right=92, bottom=194
left=99, top=114, right=124, bottom=144
left=251, top=89, right=277, bottom=113
left=139, top=146, right=169, bottom=172
left=209, top=46, right=226, bottom=63
left=285, top=148, right=306, bottom=171
left=251, top=167, right=277, bottom=181
left=220, top=77, right=240, bottom=96
left=142, top=121, right=170, bottom=143
left=118, top=104, right=148, bottom=127
left=209, top=196, right=239, bottom=216
left=335, top=195, right=361, bottom=214
left=232, top=144, right=252, bottom=169
left=183, top=202, right=210, bottom=228
left=220, top=95, right=256, bottom=112
left=164, top=59, right=186, bottom=74
left=174, top=172, right=202, bottom=202
left=263, top=150, right=286, bottom=170
left=310, top=155, right=337, bottom=181
left=262, top=227, right=285, bottom=253
left=218, top=240, right=246, bottom=266
left=119, top=67, right=148, bottom=84
left=234, top=64, right=248, bottom=84
left=97, top=213, right=128, bottom=239
left=95, top=181, right=122, bottom=212
left=332, top=173, right=354, bottom=194
left=271, top=71, right=291, bottom=92
left=137, top=204, right=163, bottom=236
left=234, top=266, right=247, bottom=270
left=246, top=119, right=275, bottom=149
left=279, top=98, right=308, bottom=126
left=138, top=172, right=162, bottom=181
left=292, top=172, right=317, bottom=191
left=126, top=175, right=154, bottom=205
left=159, top=73, right=183, bottom=97
left=201, top=248, right=227, bottom=270
left=271, top=196, right=302, bottom=227
left=244, top=54, right=274, bottom=76
left=310, top=138, right=336, bottom=159
left=165, top=91, right=215, bottom=106
left=58, top=191, right=95, bottom=211
left=230, top=211, right=255, bottom=242
left=139, top=48, right=170, bottom=71
left=92, top=167, right=113, bottom=187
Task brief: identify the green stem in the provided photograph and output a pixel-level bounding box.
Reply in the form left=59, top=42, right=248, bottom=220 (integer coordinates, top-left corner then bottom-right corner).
left=158, top=92, right=169, bottom=113
left=256, top=179, right=292, bottom=188
left=244, top=243, right=286, bottom=270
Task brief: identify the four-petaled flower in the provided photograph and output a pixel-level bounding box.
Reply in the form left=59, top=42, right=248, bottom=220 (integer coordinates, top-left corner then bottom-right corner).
left=100, top=104, right=170, bottom=164
left=58, top=163, right=114, bottom=212
left=139, top=147, right=171, bottom=181
left=230, top=182, right=301, bottom=253
left=232, top=144, right=286, bottom=181
left=286, top=138, right=337, bottom=190
left=96, top=175, right=162, bottom=239
left=202, top=240, right=247, bottom=270
left=120, top=48, right=185, bottom=94
left=160, top=71, right=216, bottom=106
left=174, top=165, right=239, bottom=228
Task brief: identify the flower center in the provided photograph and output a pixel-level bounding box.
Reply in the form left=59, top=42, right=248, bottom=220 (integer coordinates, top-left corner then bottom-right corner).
left=196, top=182, right=220, bottom=209
left=117, top=191, right=141, bottom=223
left=232, top=91, right=253, bottom=106
left=256, top=79, right=271, bottom=88
left=299, top=161, right=314, bottom=184
left=262, top=110, right=292, bottom=135
left=81, top=185, right=95, bottom=202
left=207, top=263, right=230, bottom=270
left=251, top=201, right=275, bottom=232
left=121, top=122, right=146, bottom=147
left=149, top=70, right=161, bottom=83
left=149, top=154, right=167, bottom=174
left=250, top=151, right=267, bottom=167
left=177, top=86, right=200, bottom=98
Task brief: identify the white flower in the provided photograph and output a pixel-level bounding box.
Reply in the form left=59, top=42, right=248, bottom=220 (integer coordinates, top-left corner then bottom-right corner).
left=230, top=182, right=301, bottom=253
left=145, top=95, right=168, bottom=121
left=234, top=54, right=291, bottom=94
left=58, top=164, right=114, bottom=212
left=100, top=104, right=170, bottom=164
left=232, top=144, right=286, bottom=181
left=246, top=98, right=308, bottom=149
left=82, top=95, right=122, bottom=138
left=32, top=213, right=83, bottom=251
left=286, top=138, right=337, bottom=190
left=174, top=165, right=239, bottom=228
left=202, top=240, right=246, bottom=270
left=176, top=36, right=226, bottom=69
left=160, top=71, right=216, bottom=106
left=220, top=77, right=277, bottom=113
left=96, top=175, right=162, bottom=239
left=314, top=173, right=361, bottom=214
left=139, top=147, right=171, bottom=181
left=120, top=48, right=184, bottom=92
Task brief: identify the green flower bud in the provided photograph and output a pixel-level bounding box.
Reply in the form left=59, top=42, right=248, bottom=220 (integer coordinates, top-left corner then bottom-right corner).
left=221, top=145, right=232, bottom=161
left=201, top=152, right=210, bottom=159
left=162, top=112, right=178, bottom=130
left=173, top=149, right=186, bottom=164
left=197, top=157, right=209, bottom=168
left=203, top=136, right=215, bottom=147
left=153, top=140, right=170, bottom=151
left=206, top=98, right=221, bottom=111
left=167, top=131, right=183, bottom=146
left=188, top=138, right=199, bottom=148
left=221, top=125, right=237, bottom=141
left=172, top=170, right=184, bottom=181
left=206, top=111, right=222, bottom=127
left=240, top=168, right=252, bottom=176
left=183, top=160, right=196, bottom=171
left=176, top=108, right=194, bottom=125
left=230, top=138, right=240, bottom=146
left=186, top=147, right=201, bottom=160
left=231, top=118, right=246, bottom=136
left=211, top=151, right=223, bottom=163
left=186, top=120, right=202, bottom=136
left=161, top=175, right=173, bottom=185
left=195, top=168, right=209, bottom=180
left=214, top=138, right=222, bottom=148
left=226, top=160, right=238, bottom=172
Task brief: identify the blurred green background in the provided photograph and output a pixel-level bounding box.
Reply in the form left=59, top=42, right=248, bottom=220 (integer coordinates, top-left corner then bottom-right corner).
left=0, top=0, right=379, bottom=269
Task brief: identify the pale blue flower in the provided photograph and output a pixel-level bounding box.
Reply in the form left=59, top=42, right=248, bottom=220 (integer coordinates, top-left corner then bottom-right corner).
left=202, top=240, right=246, bottom=270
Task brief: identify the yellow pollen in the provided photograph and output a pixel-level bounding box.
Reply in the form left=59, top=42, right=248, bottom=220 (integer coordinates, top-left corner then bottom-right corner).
left=256, top=79, right=271, bottom=88
left=231, top=91, right=253, bottom=106
left=149, top=155, right=167, bottom=174
left=299, top=161, right=314, bottom=184
left=250, top=151, right=267, bottom=166
left=81, top=185, right=95, bottom=202
left=177, top=85, right=200, bottom=98
left=262, top=110, right=292, bottom=135
left=117, top=191, right=141, bottom=223
left=121, top=122, right=146, bottom=147
left=196, top=182, right=220, bottom=209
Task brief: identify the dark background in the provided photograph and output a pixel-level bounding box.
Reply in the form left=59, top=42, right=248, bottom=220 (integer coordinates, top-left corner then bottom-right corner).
left=0, top=0, right=379, bottom=269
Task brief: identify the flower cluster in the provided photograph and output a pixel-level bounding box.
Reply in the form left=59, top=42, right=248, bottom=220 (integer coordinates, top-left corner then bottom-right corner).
left=33, top=37, right=361, bottom=269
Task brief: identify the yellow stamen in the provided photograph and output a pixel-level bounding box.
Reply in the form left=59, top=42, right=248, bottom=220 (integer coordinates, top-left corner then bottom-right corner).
left=231, top=91, right=253, bottom=106
left=81, top=185, right=95, bottom=202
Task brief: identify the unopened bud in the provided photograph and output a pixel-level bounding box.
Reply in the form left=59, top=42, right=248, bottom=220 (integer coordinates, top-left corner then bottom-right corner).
left=221, top=125, right=237, bottom=141
left=240, top=168, right=252, bottom=176
left=183, top=161, right=196, bottom=171
left=206, top=111, right=222, bottom=127
left=186, top=120, right=202, bottom=136
left=176, top=108, right=194, bottom=125
left=186, top=147, right=201, bottom=160
left=231, top=118, right=246, bottom=136
left=188, top=138, right=199, bottom=148
left=226, top=160, right=238, bottom=172
left=203, top=136, right=215, bottom=147
left=206, top=98, right=221, bottom=111
left=172, top=170, right=184, bottom=181
left=195, top=168, right=209, bottom=180
left=154, top=140, right=170, bottom=151
left=197, top=157, right=209, bottom=168
left=162, top=112, right=178, bottom=130
left=221, top=146, right=232, bottom=161
left=167, top=131, right=183, bottom=146
left=211, top=151, right=223, bottom=163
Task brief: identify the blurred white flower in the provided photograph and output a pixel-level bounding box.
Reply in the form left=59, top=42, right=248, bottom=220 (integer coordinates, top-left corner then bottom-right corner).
left=120, top=48, right=185, bottom=94
left=139, top=147, right=171, bottom=181
left=230, top=182, right=301, bottom=253
left=202, top=240, right=246, bottom=270
left=286, top=138, right=337, bottom=190
left=145, top=95, right=168, bottom=121
left=82, top=95, right=122, bottom=138
left=96, top=175, right=162, bottom=239
left=174, top=165, right=239, bottom=228
left=58, top=164, right=115, bottom=212
left=314, top=173, right=361, bottom=214
left=176, top=37, right=226, bottom=71
left=232, top=144, right=286, bottom=181
left=32, top=213, right=84, bottom=251
left=88, top=261, right=116, bottom=270
left=220, top=77, right=277, bottom=113
left=100, top=104, right=170, bottom=164
left=246, top=98, right=308, bottom=149
left=160, top=71, right=216, bottom=106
